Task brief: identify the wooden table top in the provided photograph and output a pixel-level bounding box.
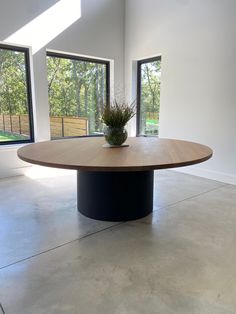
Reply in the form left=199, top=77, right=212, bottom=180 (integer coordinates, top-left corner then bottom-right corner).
left=17, top=137, right=213, bottom=172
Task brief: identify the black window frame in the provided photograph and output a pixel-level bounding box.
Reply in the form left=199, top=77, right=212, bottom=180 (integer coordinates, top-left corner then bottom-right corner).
left=47, top=51, right=110, bottom=104
left=136, top=55, right=161, bottom=136
left=0, top=43, right=34, bottom=145
left=47, top=51, right=110, bottom=139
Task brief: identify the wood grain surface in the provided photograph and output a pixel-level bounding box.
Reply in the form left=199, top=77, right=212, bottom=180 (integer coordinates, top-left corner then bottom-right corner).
left=17, top=137, right=213, bottom=172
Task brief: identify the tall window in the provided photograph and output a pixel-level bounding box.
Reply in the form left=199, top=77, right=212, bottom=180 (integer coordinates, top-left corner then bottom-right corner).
left=137, top=56, right=161, bottom=136
left=0, top=44, right=34, bottom=144
left=46, top=52, right=109, bottom=139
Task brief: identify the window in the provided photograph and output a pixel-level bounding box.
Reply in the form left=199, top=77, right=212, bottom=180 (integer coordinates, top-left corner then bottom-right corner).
left=0, top=44, right=34, bottom=144
left=137, top=56, right=161, bottom=136
left=46, top=52, right=109, bottom=139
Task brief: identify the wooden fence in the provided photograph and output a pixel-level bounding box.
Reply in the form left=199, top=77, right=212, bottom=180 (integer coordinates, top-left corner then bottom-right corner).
left=0, top=114, right=30, bottom=136
left=0, top=114, right=88, bottom=138
left=50, top=116, right=88, bottom=138
left=146, top=112, right=158, bottom=120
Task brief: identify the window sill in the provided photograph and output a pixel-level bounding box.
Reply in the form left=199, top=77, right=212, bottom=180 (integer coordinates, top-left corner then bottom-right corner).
left=0, top=143, right=29, bottom=151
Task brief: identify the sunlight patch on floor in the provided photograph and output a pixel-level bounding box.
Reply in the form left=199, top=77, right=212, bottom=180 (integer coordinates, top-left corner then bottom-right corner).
left=25, top=165, right=75, bottom=179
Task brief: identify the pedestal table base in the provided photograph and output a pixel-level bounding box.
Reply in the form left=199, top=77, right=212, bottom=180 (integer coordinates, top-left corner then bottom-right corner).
left=77, top=170, right=154, bottom=221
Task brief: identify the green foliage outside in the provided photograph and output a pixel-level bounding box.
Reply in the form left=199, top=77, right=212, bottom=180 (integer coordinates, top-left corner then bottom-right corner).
left=140, top=60, right=161, bottom=136
left=47, top=56, right=107, bottom=135
left=0, top=49, right=28, bottom=116
left=0, top=48, right=31, bottom=143
left=0, top=47, right=161, bottom=141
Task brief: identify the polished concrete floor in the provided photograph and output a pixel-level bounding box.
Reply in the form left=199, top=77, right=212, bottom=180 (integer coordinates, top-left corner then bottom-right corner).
left=0, top=170, right=235, bottom=314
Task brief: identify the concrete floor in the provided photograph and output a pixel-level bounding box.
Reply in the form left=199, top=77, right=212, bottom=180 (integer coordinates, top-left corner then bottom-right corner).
left=0, top=170, right=235, bottom=314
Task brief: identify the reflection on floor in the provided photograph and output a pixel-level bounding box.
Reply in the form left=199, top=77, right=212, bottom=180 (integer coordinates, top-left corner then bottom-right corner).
left=0, top=170, right=235, bottom=314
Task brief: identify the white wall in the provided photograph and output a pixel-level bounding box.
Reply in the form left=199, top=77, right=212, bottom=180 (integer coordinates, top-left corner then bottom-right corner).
left=125, top=0, right=236, bottom=184
left=0, top=0, right=125, bottom=178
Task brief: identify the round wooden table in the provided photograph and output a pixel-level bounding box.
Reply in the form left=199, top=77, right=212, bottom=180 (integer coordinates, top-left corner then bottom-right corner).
left=17, top=137, right=213, bottom=221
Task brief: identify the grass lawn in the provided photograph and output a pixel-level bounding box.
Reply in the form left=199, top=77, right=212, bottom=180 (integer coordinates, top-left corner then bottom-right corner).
left=145, top=119, right=159, bottom=135
left=0, top=131, right=27, bottom=141
left=146, top=119, right=158, bottom=125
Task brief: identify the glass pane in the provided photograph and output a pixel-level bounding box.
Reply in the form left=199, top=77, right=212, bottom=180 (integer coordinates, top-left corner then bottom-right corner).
left=139, top=59, right=161, bottom=136
left=0, top=48, right=32, bottom=143
left=47, top=55, right=108, bottom=138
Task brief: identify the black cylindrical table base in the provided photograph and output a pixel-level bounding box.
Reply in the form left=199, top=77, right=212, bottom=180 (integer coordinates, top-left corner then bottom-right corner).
left=77, top=170, right=154, bottom=221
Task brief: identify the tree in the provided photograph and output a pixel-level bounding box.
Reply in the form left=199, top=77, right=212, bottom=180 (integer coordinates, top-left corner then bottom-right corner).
left=0, top=49, right=28, bottom=115
left=46, top=55, right=107, bottom=135
left=140, top=60, right=161, bottom=135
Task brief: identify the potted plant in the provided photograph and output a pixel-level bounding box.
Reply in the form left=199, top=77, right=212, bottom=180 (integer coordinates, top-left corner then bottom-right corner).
left=102, top=100, right=136, bottom=146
